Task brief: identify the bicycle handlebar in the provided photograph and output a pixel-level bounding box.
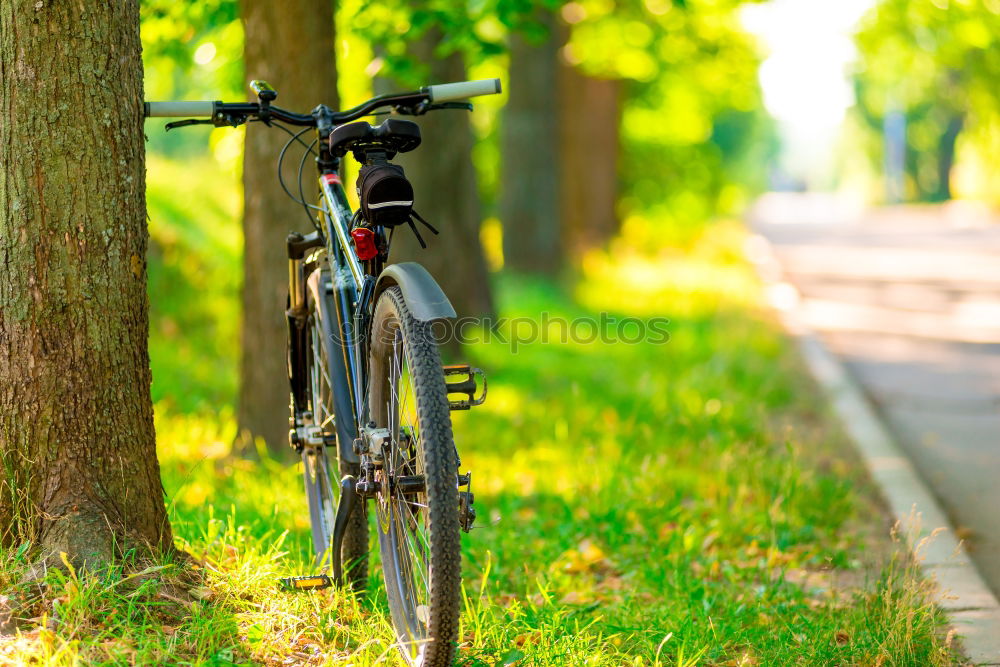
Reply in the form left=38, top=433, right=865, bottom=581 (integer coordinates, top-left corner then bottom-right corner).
left=426, top=79, right=501, bottom=103
left=145, top=101, right=217, bottom=117
left=144, top=78, right=502, bottom=127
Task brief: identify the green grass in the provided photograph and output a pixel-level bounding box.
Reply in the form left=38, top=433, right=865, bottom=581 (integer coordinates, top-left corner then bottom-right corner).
left=0, top=160, right=960, bottom=664
left=0, top=219, right=960, bottom=665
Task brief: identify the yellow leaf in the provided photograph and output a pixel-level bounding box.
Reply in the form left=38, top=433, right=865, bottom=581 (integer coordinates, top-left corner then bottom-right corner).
left=59, top=551, right=77, bottom=580
left=578, top=539, right=606, bottom=564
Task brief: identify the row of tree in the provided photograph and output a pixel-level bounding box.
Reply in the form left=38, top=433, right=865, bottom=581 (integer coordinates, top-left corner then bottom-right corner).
left=236, top=0, right=769, bottom=449
left=236, top=2, right=614, bottom=450
left=0, top=0, right=766, bottom=566
left=854, top=0, right=1000, bottom=202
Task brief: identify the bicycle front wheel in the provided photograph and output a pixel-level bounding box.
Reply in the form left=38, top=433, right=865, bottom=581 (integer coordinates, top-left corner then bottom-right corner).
left=368, top=286, right=461, bottom=666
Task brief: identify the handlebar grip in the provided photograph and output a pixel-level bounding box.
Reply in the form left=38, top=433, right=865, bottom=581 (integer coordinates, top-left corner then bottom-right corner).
left=424, top=79, right=501, bottom=103
left=144, top=101, right=218, bottom=118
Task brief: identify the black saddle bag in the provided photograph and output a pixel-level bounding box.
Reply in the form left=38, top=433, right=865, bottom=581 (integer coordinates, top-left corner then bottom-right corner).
left=357, top=164, right=414, bottom=227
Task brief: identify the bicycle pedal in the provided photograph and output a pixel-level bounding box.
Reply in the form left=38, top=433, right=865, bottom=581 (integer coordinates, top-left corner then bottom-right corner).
left=459, top=491, right=476, bottom=532
left=444, top=365, right=487, bottom=410
left=279, top=574, right=332, bottom=591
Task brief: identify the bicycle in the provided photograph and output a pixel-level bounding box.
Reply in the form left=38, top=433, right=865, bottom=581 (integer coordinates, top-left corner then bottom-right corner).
left=145, top=77, right=496, bottom=666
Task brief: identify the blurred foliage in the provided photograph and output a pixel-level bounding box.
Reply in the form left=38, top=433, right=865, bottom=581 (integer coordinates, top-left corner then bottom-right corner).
left=146, top=155, right=242, bottom=412
left=854, top=0, right=1000, bottom=203
left=351, top=0, right=774, bottom=238
left=141, top=0, right=243, bottom=157
left=348, top=0, right=561, bottom=85
left=142, top=1, right=246, bottom=412
left=560, top=0, right=776, bottom=234
left=140, top=0, right=773, bottom=412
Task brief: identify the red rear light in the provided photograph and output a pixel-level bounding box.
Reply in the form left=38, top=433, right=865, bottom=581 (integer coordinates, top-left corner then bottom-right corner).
left=351, top=227, right=378, bottom=260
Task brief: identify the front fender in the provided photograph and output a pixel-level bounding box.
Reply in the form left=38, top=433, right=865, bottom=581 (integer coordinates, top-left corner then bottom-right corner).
left=372, top=262, right=456, bottom=321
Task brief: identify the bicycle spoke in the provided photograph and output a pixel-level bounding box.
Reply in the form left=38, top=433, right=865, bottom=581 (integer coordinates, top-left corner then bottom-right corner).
left=310, top=324, right=338, bottom=431
left=404, top=516, right=431, bottom=575
left=389, top=331, right=402, bottom=456
left=400, top=497, right=429, bottom=510
left=392, top=503, right=429, bottom=616
left=303, top=306, right=346, bottom=569
left=382, top=323, right=432, bottom=636
left=399, top=516, right=428, bottom=604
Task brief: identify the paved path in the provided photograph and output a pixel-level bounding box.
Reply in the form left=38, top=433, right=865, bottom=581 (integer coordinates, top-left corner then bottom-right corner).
left=749, top=193, right=1000, bottom=596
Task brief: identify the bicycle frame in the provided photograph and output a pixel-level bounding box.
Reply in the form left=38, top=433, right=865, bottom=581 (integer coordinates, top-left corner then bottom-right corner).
left=287, top=163, right=377, bottom=468
left=147, top=84, right=501, bottom=459
left=147, top=81, right=494, bottom=657
left=317, top=170, right=370, bottom=446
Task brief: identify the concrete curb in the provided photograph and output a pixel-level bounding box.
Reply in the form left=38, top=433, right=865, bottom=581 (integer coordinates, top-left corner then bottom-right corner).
left=749, top=235, right=1000, bottom=666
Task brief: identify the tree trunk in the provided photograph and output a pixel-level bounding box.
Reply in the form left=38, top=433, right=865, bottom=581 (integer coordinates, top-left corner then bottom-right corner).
left=239, top=0, right=338, bottom=452
left=558, top=66, right=622, bottom=256
left=500, top=14, right=564, bottom=276
left=388, top=30, right=496, bottom=323
left=0, top=0, right=172, bottom=567
left=934, top=112, right=963, bottom=202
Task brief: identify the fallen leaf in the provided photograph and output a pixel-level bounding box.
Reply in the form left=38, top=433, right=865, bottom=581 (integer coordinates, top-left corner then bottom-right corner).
left=513, top=632, right=540, bottom=647
left=558, top=591, right=585, bottom=605
left=597, top=575, right=627, bottom=591
left=190, top=587, right=214, bottom=601
left=578, top=539, right=606, bottom=565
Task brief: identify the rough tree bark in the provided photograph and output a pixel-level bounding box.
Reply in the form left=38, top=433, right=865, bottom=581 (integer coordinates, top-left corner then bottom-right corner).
left=239, top=0, right=338, bottom=451
left=0, top=0, right=172, bottom=567
left=499, top=13, right=564, bottom=276
left=388, top=29, right=496, bottom=322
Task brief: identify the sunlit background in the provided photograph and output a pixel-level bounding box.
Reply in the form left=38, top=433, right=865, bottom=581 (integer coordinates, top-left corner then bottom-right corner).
left=138, top=0, right=1000, bottom=496
left=140, top=0, right=1000, bottom=416
left=742, top=0, right=874, bottom=189
left=6, top=0, right=995, bottom=662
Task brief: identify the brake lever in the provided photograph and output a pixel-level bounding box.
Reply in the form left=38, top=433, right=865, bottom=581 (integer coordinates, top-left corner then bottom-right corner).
left=421, top=102, right=473, bottom=114
left=449, top=102, right=474, bottom=110
left=164, top=118, right=214, bottom=131
left=165, top=112, right=252, bottom=131
left=394, top=101, right=474, bottom=116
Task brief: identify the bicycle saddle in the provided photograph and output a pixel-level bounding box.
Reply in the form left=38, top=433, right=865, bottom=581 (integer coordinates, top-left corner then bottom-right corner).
left=329, top=118, right=421, bottom=160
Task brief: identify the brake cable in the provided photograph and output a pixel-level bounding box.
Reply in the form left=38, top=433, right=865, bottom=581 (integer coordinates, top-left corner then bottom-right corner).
left=270, top=122, right=323, bottom=233
left=268, top=103, right=473, bottom=237
left=296, top=136, right=319, bottom=230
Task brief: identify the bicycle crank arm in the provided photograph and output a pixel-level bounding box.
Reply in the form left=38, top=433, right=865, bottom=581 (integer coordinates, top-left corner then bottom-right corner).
left=331, top=474, right=359, bottom=585
left=458, top=471, right=475, bottom=533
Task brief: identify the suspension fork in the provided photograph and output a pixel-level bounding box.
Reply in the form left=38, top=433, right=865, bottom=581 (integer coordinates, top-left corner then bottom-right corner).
left=286, top=231, right=324, bottom=425
left=287, top=230, right=324, bottom=315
